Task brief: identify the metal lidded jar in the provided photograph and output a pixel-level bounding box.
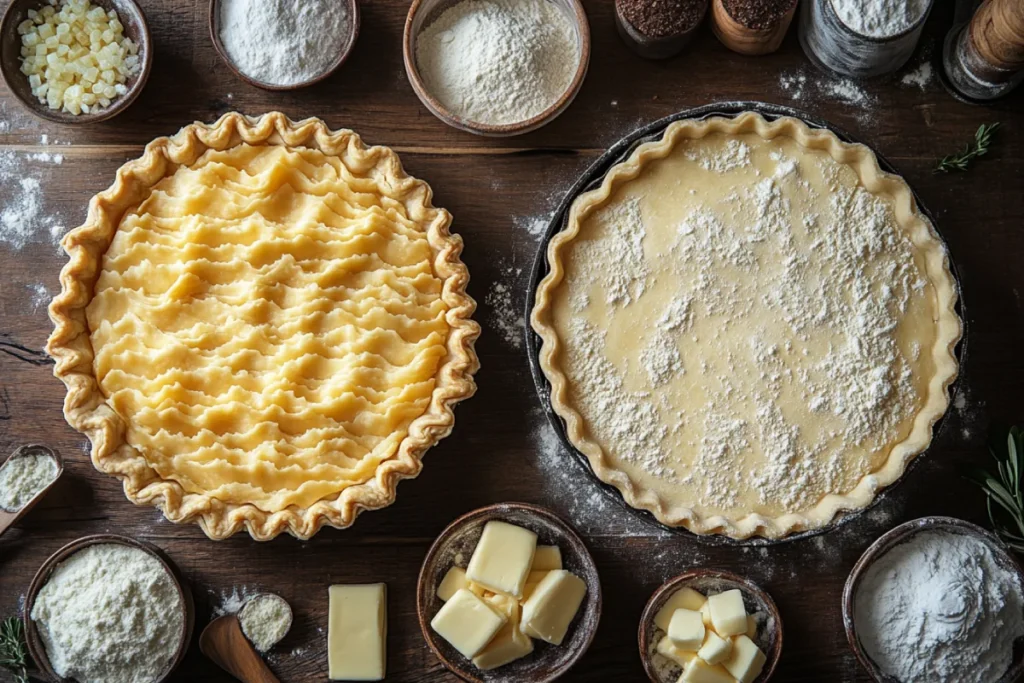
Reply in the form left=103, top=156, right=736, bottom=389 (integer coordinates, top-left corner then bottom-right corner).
left=799, top=0, right=935, bottom=79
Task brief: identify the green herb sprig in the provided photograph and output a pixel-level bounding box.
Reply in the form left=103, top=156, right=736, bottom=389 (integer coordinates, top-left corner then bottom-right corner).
left=965, top=426, right=1024, bottom=553
left=936, top=122, right=1000, bottom=173
left=0, top=617, right=29, bottom=683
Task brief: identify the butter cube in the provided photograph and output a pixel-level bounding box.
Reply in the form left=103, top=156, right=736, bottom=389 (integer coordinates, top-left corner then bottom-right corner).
left=437, top=567, right=470, bottom=602
left=722, top=635, right=767, bottom=683
left=697, top=631, right=732, bottom=665
left=522, top=582, right=541, bottom=602
left=466, top=521, right=537, bottom=598
left=656, top=635, right=696, bottom=668
left=746, top=614, right=758, bottom=639
left=707, top=589, right=747, bottom=637
left=667, top=609, right=705, bottom=651
left=430, top=588, right=507, bottom=659
left=680, top=657, right=735, bottom=683
left=521, top=569, right=587, bottom=646
left=532, top=545, right=562, bottom=571
left=655, top=587, right=707, bottom=631
left=328, top=584, right=387, bottom=681
left=472, top=598, right=534, bottom=670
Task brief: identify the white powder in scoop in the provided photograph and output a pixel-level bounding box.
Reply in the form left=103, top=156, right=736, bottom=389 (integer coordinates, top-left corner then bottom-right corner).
left=0, top=452, right=58, bottom=511
left=31, top=544, right=185, bottom=683
left=831, top=0, right=931, bottom=38
left=218, top=0, right=349, bottom=86
left=239, top=593, right=293, bottom=652
left=415, top=0, right=579, bottom=126
left=855, top=530, right=1024, bottom=683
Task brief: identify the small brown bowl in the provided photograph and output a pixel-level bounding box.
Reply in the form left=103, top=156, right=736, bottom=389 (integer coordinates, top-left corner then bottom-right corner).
left=0, top=444, right=64, bottom=537
left=614, top=0, right=709, bottom=60
left=417, top=502, right=602, bottom=682
left=209, top=0, right=359, bottom=91
left=639, top=570, right=782, bottom=683
left=24, top=534, right=195, bottom=683
left=403, top=0, right=591, bottom=137
left=0, top=0, right=151, bottom=124
left=843, top=516, right=1024, bottom=683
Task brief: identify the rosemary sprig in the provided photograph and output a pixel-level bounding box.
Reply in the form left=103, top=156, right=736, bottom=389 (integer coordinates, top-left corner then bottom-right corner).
left=0, top=617, right=29, bottom=683
left=936, top=122, right=1000, bottom=173
left=965, top=426, right=1024, bottom=553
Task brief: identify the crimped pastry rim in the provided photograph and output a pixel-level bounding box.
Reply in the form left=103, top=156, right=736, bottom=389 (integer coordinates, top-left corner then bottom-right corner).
left=46, top=111, right=481, bottom=541
left=529, top=112, right=961, bottom=540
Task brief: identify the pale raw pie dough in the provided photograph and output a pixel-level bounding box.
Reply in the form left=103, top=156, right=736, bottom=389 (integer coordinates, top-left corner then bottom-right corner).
left=48, top=112, right=479, bottom=540
left=531, top=114, right=960, bottom=539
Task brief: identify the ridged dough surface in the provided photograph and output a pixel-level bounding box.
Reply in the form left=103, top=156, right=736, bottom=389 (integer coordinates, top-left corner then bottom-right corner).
left=86, top=143, right=450, bottom=511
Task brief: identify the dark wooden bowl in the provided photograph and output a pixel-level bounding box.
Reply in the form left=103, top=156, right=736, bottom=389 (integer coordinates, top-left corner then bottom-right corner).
left=0, top=0, right=151, bottom=123
left=403, top=0, right=591, bottom=137
left=417, top=503, right=602, bottom=682
left=0, top=444, right=63, bottom=536
left=843, top=517, right=1024, bottom=683
left=209, top=0, right=359, bottom=91
left=639, top=569, right=783, bottom=683
left=23, top=534, right=195, bottom=683
left=614, top=0, right=708, bottom=60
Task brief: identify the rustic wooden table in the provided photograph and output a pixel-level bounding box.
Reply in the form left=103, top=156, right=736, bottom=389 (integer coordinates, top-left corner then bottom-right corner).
left=1, top=1, right=1022, bottom=681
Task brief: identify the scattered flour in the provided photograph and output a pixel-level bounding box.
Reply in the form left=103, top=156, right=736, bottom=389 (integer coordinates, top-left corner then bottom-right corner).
left=0, top=150, right=66, bottom=250
left=31, top=544, right=185, bottom=683
left=484, top=263, right=525, bottom=349
left=901, top=61, right=934, bottom=90
left=212, top=585, right=260, bottom=616
left=28, top=282, right=50, bottom=312
left=778, top=68, right=877, bottom=121
left=513, top=214, right=550, bottom=239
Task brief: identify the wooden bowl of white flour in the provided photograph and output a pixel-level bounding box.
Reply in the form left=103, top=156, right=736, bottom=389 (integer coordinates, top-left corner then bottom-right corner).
left=24, top=534, right=194, bottom=683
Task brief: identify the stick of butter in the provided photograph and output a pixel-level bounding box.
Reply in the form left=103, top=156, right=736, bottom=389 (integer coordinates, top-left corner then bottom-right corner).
left=466, top=521, right=537, bottom=599
left=430, top=588, right=507, bottom=659
left=328, top=584, right=386, bottom=681
left=520, top=569, right=587, bottom=646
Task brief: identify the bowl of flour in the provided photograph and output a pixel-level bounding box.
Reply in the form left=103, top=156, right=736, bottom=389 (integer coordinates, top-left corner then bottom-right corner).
left=24, top=534, right=194, bottom=683
left=404, top=0, right=591, bottom=136
left=844, top=517, right=1024, bottom=683
left=210, top=0, right=360, bottom=90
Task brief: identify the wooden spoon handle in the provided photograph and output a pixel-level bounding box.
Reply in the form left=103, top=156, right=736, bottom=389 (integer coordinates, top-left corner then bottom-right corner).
left=200, top=616, right=280, bottom=683
left=0, top=509, right=18, bottom=537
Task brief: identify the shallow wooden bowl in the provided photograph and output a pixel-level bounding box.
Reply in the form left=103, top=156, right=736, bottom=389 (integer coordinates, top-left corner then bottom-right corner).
left=417, top=502, right=602, bottom=682
left=0, top=0, right=151, bottom=123
left=403, top=0, right=591, bottom=136
left=639, top=569, right=783, bottom=683
left=209, top=0, right=359, bottom=91
left=0, top=444, right=64, bottom=537
left=23, top=534, right=195, bottom=683
left=843, top=517, right=1024, bottom=683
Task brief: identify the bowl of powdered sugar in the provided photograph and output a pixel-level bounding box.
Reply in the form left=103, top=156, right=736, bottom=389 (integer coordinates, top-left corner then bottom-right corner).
left=210, top=0, right=359, bottom=90
left=845, top=517, right=1024, bottom=683
left=24, top=534, right=194, bottom=683
left=404, top=0, right=590, bottom=136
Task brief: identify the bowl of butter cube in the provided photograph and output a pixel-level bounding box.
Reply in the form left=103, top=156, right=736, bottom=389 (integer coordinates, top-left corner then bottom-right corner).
left=639, top=570, right=783, bottom=683
left=417, top=502, right=602, bottom=683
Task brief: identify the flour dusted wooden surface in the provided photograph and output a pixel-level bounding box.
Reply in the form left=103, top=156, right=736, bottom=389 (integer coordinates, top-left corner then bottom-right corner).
left=1, top=1, right=1023, bottom=681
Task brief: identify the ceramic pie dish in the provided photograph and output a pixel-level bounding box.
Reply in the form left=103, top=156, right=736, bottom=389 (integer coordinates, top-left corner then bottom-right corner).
left=47, top=111, right=480, bottom=540
left=529, top=108, right=961, bottom=541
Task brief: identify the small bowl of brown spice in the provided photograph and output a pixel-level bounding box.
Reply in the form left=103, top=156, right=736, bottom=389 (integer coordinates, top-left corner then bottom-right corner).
left=711, top=0, right=798, bottom=55
left=615, top=0, right=709, bottom=60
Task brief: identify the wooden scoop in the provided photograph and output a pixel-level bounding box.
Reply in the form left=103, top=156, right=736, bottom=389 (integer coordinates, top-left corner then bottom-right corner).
left=0, top=445, right=63, bottom=537
left=200, top=614, right=281, bottom=683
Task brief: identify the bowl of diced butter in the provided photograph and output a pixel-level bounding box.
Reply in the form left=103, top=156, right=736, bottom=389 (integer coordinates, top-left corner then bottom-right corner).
left=417, top=502, right=602, bottom=683
left=639, top=570, right=782, bottom=683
